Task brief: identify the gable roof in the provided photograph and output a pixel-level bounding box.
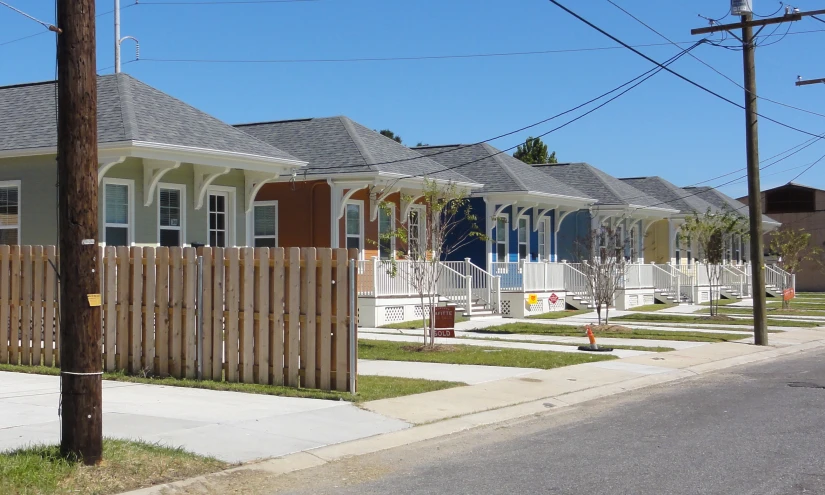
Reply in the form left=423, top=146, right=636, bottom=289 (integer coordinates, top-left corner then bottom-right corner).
left=533, top=163, right=672, bottom=211
left=620, top=176, right=719, bottom=215
left=412, top=143, right=593, bottom=202
left=0, top=74, right=302, bottom=164
left=236, top=117, right=475, bottom=184
left=683, top=186, right=780, bottom=225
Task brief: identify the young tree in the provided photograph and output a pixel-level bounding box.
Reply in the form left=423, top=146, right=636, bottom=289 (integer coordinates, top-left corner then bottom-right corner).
left=680, top=209, right=749, bottom=316
left=377, top=179, right=486, bottom=346
left=572, top=224, right=630, bottom=325
left=769, top=227, right=823, bottom=309
left=513, top=136, right=558, bottom=165
left=379, top=129, right=402, bottom=143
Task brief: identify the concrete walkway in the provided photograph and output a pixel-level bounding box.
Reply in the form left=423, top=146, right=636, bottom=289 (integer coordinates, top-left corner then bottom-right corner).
left=357, top=360, right=542, bottom=385
left=0, top=372, right=408, bottom=463
left=450, top=316, right=760, bottom=335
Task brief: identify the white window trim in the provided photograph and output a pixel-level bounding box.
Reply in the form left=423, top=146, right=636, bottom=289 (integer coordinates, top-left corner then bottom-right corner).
left=345, top=199, right=364, bottom=255
left=378, top=202, right=396, bottom=260
left=102, top=178, right=135, bottom=247
left=408, top=204, right=426, bottom=258
left=495, top=215, right=508, bottom=262
left=206, top=185, right=236, bottom=248
left=518, top=216, right=529, bottom=261
left=157, top=183, right=186, bottom=247
left=250, top=200, right=278, bottom=248
left=538, top=217, right=551, bottom=261
left=0, top=180, right=21, bottom=244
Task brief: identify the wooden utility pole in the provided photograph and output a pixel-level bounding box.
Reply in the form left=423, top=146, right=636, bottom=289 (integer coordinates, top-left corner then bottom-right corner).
left=689, top=8, right=825, bottom=345
left=57, top=0, right=103, bottom=464
left=740, top=15, right=769, bottom=346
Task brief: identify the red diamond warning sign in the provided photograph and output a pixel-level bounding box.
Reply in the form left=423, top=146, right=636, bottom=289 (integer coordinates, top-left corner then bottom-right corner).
left=549, top=293, right=559, bottom=304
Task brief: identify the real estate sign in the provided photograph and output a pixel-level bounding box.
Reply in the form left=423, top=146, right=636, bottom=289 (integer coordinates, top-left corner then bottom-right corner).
left=433, top=306, right=456, bottom=338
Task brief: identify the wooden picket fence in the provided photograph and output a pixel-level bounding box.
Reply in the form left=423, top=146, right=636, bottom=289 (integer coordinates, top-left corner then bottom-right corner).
left=0, top=246, right=358, bottom=392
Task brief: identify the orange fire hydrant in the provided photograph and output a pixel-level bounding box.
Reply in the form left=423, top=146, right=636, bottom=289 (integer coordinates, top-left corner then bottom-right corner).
left=586, top=325, right=598, bottom=350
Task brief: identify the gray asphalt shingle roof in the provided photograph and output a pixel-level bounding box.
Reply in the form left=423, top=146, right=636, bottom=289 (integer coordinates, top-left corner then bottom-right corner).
left=620, top=176, right=719, bottom=214
left=236, top=117, right=474, bottom=183
left=682, top=186, right=779, bottom=224
left=413, top=144, right=592, bottom=201
left=0, top=74, right=300, bottom=162
left=533, top=163, right=668, bottom=209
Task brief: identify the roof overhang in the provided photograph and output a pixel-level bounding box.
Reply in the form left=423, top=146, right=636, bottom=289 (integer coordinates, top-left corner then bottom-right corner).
left=0, top=140, right=308, bottom=173
left=591, top=204, right=678, bottom=220
left=479, top=191, right=596, bottom=209
left=320, top=171, right=482, bottom=194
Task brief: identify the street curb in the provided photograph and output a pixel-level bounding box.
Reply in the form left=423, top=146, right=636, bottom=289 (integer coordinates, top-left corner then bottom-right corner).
left=118, top=337, right=825, bottom=495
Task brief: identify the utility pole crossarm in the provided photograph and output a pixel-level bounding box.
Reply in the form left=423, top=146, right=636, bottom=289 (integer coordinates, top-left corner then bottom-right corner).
left=691, top=9, right=825, bottom=35
left=796, top=78, right=825, bottom=86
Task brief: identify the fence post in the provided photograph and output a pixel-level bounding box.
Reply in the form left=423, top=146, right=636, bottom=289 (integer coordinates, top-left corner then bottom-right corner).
left=465, top=275, right=473, bottom=316
left=197, top=255, right=204, bottom=380
left=464, top=257, right=471, bottom=277
left=349, top=258, right=357, bottom=396
left=371, top=256, right=379, bottom=297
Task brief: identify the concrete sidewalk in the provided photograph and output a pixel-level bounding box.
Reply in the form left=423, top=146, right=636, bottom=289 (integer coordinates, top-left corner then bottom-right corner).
left=358, top=360, right=542, bottom=385
left=0, top=372, right=408, bottom=463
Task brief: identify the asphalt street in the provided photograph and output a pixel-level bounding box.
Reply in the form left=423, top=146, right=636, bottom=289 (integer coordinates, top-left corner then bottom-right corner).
left=257, top=347, right=825, bottom=495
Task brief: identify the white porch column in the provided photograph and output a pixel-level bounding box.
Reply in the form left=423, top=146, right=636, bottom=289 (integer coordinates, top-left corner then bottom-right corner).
left=329, top=181, right=342, bottom=248
left=668, top=219, right=678, bottom=265
left=484, top=198, right=493, bottom=272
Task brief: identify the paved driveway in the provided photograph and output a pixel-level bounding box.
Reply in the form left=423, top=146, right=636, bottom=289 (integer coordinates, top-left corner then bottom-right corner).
left=0, top=372, right=409, bottom=463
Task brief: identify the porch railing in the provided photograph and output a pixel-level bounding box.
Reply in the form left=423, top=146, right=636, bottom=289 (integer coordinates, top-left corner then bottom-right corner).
left=623, top=264, right=654, bottom=289
left=651, top=263, right=679, bottom=297
left=563, top=262, right=590, bottom=299
left=445, top=259, right=500, bottom=312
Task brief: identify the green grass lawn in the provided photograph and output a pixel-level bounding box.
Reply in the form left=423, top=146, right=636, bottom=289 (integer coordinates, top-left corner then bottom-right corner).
left=470, top=323, right=748, bottom=343
left=613, top=312, right=816, bottom=328
left=358, top=339, right=615, bottom=369
left=456, top=336, right=675, bottom=352
left=0, top=364, right=463, bottom=403
left=0, top=439, right=227, bottom=495
left=527, top=309, right=592, bottom=320
left=766, top=301, right=825, bottom=311
left=699, top=298, right=741, bottom=306
left=626, top=303, right=677, bottom=312
left=696, top=306, right=825, bottom=317
left=796, top=292, right=825, bottom=298
left=381, top=315, right=469, bottom=329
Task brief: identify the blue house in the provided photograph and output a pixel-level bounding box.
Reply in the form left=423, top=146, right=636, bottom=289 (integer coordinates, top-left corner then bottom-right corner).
left=414, top=144, right=595, bottom=271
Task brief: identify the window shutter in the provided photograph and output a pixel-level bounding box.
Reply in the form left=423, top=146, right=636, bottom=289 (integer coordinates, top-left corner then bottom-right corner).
left=254, top=204, right=277, bottom=237
left=105, top=184, right=129, bottom=224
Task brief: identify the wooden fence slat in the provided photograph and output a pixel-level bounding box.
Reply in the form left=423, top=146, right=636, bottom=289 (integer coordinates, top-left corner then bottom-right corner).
left=270, top=248, right=285, bottom=386
left=98, top=246, right=104, bottom=352
left=201, top=247, right=214, bottom=380
left=287, top=247, right=300, bottom=388
left=254, top=248, right=270, bottom=385
left=156, top=247, right=170, bottom=376
left=211, top=247, right=224, bottom=380
left=104, top=246, right=117, bottom=371
left=239, top=247, right=254, bottom=383
left=225, top=248, right=240, bottom=383
left=302, top=248, right=317, bottom=389
left=44, top=247, right=56, bottom=367
left=116, top=246, right=130, bottom=370
left=143, top=248, right=156, bottom=372
left=0, top=246, right=9, bottom=364
left=130, top=246, right=143, bottom=374
left=20, top=246, right=32, bottom=365
left=319, top=249, right=332, bottom=391
left=348, top=248, right=358, bottom=389
left=183, top=248, right=197, bottom=379
left=170, top=247, right=183, bottom=378
left=9, top=246, right=19, bottom=365
left=31, top=246, right=43, bottom=366
left=333, top=249, right=348, bottom=391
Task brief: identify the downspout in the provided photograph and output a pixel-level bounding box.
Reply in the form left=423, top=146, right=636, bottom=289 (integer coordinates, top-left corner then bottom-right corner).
left=309, top=181, right=324, bottom=246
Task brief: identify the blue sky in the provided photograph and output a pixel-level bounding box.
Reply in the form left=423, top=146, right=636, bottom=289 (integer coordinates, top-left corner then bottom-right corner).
left=2, top=0, right=825, bottom=197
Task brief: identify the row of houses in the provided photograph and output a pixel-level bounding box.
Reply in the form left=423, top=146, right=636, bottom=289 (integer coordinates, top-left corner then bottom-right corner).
left=0, top=74, right=786, bottom=326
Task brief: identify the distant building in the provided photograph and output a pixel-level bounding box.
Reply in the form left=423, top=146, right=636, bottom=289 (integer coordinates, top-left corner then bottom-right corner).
left=738, top=183, right=825, bottom=292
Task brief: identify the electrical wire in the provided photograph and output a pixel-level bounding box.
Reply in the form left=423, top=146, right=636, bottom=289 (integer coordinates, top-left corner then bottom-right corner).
left=754, top=22, right=793, bottom=47
left=753, top=2, right=785, bottom=18
left=0, top=0, right=59, bottom=31
left=605, top=0, right=825, bottom=119
left=0, top=2, right=136, bottom=48
left=812, top=15, right=825, bottom=24
left=547, top=0, right=825, bottom=142
left=787, top=152, right=825, bottom=182
left=138, top=0, right=321, bottom=3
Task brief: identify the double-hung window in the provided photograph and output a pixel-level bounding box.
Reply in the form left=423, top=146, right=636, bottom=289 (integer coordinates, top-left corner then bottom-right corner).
left=378, top=203, right=395, bottom=260
left=103, top=179, right=132, bottom=247
left=537, top=218, right=549, bottom=261
left=253, top=201, right=278, bottom=247
left=345, top=201, right=363, bottom=252
left=517, top=217, right=528, bottom=260
left=675, top=232, right=682, bottom=265
left=208, top=190, right=231, bottom=248
left=495, top=216, right=507, bottom=262
left=0, top=182, right=20, bottom=245
left=159, top=185, right=185, bottom=247
left=408, top=205, right=426, bottom=258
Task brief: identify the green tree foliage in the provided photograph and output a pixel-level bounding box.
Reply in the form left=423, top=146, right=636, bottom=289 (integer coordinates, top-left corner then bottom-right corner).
left=379, top=129, right=402, bottom=143
left=769, top=227, right=823, bottom=309
left=513, top=136, right=558, bottom=165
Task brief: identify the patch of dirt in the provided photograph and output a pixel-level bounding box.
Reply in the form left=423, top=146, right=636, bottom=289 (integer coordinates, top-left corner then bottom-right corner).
left=399, top=344, right=460, bottom=353
left=696, top=315, right=736, bottom=322
left=580, top=324, right=633, bottom=333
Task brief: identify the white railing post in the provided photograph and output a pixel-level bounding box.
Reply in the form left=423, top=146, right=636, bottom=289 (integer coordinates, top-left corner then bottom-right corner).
left=465, top=275, right=473, bottom=316
left=494, top=276, right=501, bottom=313
left=372, top=256, right=379, bottom=296
left=464, top=257, right=472, bottom=277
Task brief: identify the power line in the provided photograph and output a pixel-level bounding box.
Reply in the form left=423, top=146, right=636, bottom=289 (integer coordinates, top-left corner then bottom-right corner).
left=605, top=0, right=825, bottom=119
left=0, top=2, right=135, bottom=48
left=0, top=1, right=60, bottom=32
left=136, top=0, right=322, bottom=3
left=787, top=151, right=825, bottom=182
left=547, top=0, right=825, bottom=142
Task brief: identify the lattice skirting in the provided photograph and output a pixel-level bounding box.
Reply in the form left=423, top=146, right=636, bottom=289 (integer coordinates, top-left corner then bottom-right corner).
left=384, top=306, right=405, bottom=323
